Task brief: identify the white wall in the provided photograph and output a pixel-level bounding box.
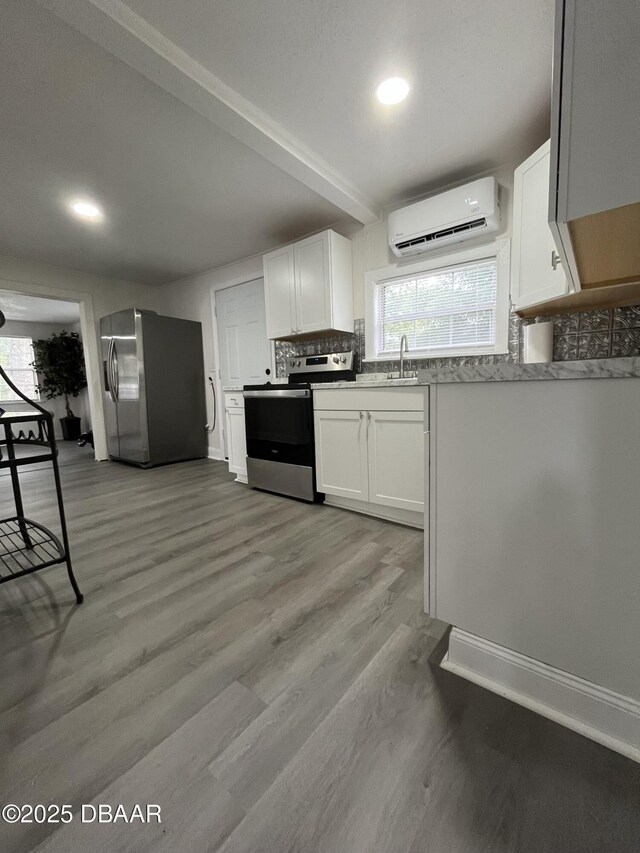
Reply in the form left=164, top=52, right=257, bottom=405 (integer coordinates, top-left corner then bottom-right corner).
left=159, top=254, right=263, bottom=458
left=0, top=254, right=162, bottom=324
left=156, top=164, right=517, bottom=457
left=0, top=254, right=163, bottom=458
left=351, top=164, right=515, bottom=318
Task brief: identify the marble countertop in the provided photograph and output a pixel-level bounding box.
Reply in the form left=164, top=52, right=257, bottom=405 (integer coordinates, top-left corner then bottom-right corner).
left=311, top=376, right=420, bottom=390
left=416, top=357, right=640, bottom=384
left=228, top=358, right=640, bottom=392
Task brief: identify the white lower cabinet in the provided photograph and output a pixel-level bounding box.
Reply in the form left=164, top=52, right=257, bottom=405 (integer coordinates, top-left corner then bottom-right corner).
left=367, top=411, right=424, bottom=512
left=313, top=410, right=368, bottom=501
left=314, top=389, right=425, bottom=526
left=224, top=392, right=247, bottom=483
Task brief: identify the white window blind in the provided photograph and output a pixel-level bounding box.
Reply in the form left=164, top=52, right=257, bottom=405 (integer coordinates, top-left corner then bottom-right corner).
left=376, top=258, right=498, bottom=357
left=0, top=337, right=38, bottom=401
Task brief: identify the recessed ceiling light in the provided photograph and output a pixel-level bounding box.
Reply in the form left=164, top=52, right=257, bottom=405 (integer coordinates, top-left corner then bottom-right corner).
left=376, top=77, right=410, bottom=105
left=67, top=198, right=104, bottom=221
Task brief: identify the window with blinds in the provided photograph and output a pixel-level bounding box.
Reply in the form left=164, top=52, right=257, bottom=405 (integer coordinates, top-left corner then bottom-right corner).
left=375, top=257, right=499, bottom=357
left=0, top=336, right=38, bottom=401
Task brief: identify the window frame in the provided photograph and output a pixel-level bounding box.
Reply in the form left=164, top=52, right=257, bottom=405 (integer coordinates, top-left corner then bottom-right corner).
left=364, top=239, right=511, bottom=362
left=0, top=335, right=39, bottom=403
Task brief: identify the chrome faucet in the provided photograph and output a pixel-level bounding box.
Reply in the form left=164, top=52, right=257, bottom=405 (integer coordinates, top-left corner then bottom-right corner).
left=399, top=334, right=409, bottom=378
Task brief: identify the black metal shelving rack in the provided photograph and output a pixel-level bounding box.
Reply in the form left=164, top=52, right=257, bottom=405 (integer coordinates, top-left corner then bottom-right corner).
left=0, top=365, right=83, bottom=604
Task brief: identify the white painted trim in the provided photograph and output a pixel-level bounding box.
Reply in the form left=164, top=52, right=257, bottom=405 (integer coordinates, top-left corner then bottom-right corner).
left=38, top=0, right=379, bottom=225
left=210, top=287, right=228, bottom=459
left=207, top=446, right=225, bottom=461
left=364, top=238, right=511, bottom=362
left=442, top=628, right=640, bottom=764
left=0, top=277, right=107, bottom=461
left=324, top=495, right=423, bottom=529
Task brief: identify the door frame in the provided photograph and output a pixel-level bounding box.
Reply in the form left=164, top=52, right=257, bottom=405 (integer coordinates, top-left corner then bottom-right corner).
left=210, top=275, right=275, bottom=459
left=0, top=278, right=107, bottom=461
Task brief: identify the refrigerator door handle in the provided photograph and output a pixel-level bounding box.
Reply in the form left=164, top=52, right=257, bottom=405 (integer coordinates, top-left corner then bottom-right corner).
left=106, top=338, right=115, bottom=401
left=111, top=341, right=120, bottom=402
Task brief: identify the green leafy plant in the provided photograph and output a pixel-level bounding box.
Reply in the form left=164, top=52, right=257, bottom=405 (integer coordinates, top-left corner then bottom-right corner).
left=31, top=330, right=87, bottom=418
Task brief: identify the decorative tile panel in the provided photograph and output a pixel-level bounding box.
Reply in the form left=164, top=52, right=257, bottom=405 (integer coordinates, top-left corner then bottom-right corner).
left=577, top=332, right=612, bottom=359
left=611, top=329, right=640, bottom=357
left=552, top=313, right=579, bottom=335
left=553, top=334, right=579, bottom=362
left=578, top=309, right=613, bottom=332
left=613, top=306, right=640, bottom=329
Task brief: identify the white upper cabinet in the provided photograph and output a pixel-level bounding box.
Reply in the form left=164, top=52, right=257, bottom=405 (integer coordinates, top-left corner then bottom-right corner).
left=294, top=233, right=331, bottom=334
left=511, top=140, right=568, bottom=311
left=263, top=230, right=353, bottom=339
left=263, top=245, right=295, bottom=340
left=549, top=0, right=640, bottom=293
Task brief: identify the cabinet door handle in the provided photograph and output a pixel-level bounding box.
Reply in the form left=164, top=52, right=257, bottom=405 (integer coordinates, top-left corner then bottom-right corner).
left=551, top=250, right=562, bottom=270
left=359, top=411, right=364, bottom=419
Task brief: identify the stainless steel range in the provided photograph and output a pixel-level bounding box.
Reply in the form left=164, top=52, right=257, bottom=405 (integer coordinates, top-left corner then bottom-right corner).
left=243, top=351, right=355, bottom=502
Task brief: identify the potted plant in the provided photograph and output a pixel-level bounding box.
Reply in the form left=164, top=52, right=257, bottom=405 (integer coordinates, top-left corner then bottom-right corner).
left=32, top=330, right=87, bottom=441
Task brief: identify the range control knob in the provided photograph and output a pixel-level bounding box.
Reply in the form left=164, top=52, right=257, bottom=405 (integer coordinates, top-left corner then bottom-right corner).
left=289, top=360, right=295, bottom=367
left=333, top=356, right=339, bottom=364
left=339, top=355, right=347, bottom=363
left=296, top=360, right=302, bottom=367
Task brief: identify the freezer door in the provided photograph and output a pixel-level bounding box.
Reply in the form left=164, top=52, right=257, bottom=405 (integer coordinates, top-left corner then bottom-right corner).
left=142, top=313, right=207, bottom=464
left=100, top=314, right=119, bottom=458
left=111, top=309, right=150, bottom=464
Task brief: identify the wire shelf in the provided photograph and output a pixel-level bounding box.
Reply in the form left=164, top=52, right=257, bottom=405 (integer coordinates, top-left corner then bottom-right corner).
left=0, top=517, right=65, bottom=580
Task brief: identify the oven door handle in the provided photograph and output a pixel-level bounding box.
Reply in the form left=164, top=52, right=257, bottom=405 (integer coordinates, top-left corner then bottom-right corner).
left=243, top=389, right=310, bottom=398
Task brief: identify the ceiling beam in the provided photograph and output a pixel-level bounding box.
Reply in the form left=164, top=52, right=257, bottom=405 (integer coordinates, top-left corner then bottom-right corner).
left=37, top=0, right=380, bottom=225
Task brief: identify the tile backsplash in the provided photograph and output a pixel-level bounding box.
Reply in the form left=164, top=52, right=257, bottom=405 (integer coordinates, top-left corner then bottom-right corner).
left=273, top=306, right=640, bottom=377
left=274, top=320, right=365, bottom=378
left=548, top=305, right=640, bottom=361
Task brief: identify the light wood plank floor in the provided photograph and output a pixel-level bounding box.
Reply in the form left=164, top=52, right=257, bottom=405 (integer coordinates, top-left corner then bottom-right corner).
left=1, top=446, right=639, bottom=852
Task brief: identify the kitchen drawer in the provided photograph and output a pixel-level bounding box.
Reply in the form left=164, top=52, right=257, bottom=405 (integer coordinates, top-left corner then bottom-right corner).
left=224, top=392, right=244, bottom=409
left=313, top=387, right=426, bottom=413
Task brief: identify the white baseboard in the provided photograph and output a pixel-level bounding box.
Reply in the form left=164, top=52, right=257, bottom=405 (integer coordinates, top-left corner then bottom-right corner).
left=207, top=446, right=225, bottom=461
left=324, top=495, right=423, bottom=529
left=441, top=628, right=640, bottom=764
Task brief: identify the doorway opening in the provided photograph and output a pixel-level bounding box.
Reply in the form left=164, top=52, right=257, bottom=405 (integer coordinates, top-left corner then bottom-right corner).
left=0, top=291, right=95, bottom=455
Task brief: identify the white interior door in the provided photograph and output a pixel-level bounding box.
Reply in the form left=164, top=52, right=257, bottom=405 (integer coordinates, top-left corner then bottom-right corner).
left=216, top=279, right=272, bottom=388
left=367, top=411, right=424, bottom=512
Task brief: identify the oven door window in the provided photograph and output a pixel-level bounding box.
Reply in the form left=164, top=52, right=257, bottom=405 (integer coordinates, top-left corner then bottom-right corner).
left=244, top=396, right=312, bottom=446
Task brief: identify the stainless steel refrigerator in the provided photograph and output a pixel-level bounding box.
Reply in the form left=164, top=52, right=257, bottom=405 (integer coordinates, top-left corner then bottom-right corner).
left=100, top=309, right=207, bottom=466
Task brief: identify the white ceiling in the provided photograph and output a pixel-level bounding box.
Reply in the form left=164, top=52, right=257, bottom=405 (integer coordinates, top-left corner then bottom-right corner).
left=0, top=291, right=81, bottom=324
left=123, top=0, right=554, bottom=201
left=1, top=0, right=555, bottom=286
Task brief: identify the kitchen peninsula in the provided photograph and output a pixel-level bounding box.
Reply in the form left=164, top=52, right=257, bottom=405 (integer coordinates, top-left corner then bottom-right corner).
left=417, top=356, right=640, bottom=762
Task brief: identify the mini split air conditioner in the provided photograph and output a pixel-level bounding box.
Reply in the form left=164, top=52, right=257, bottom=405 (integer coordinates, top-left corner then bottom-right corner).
left=388, top=177, right=501, bottom=258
